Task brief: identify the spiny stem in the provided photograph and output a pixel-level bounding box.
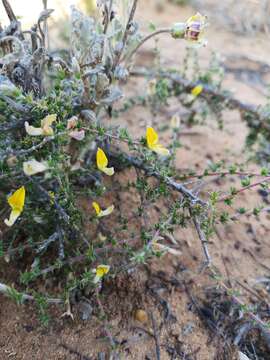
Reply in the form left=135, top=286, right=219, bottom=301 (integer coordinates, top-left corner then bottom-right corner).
left=0, top=282, right=62, bottom=304
left=218, top=176, right=270, bottom=203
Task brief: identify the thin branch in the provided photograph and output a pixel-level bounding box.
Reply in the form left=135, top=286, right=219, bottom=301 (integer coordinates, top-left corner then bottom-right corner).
left=0, top=282, right=62, bottom=304
left=112, top=0, right=139, bottom=70
left=181, top=170, right=267, bottom=180
left=218, top=176, right=270, bottom=203
left=2, top=0, right=17, bottom=22
left=103, top=0, right=113, bottom=34
left=110, top=151, right=207, bottom=206
left=124, top=28, right=171, bottom=63
left=95, top=289, right=119, bottom=355
left=0, top=131, right=67, bottom=162
left=150, top=312, right=161, bottom=360
left=131, top=68, right=270, bottom=132
left=189, top=209, right=212, bottom=266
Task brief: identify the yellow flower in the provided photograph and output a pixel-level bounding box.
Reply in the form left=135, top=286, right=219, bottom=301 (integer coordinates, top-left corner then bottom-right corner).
left=92, top=201, right=114, bottom=218
left=191, top=84, right=203, bottom=97
left=146, top=127, right=170, bottom=157
left=93, top=264, right=110, bottom=283
left=85, top=0, right=98, bottom=15
left=185, top=13, right=207, bottom=46
left=96, top=148, right=114, bottom=176
left=23, top=159, right=48, bottom=176
left=4, top=186, right=25, bottom=227
left=25, top=114, right=57, bottom=136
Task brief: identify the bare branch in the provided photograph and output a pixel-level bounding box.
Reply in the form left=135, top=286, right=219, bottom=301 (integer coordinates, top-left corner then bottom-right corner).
left=2, top=0, right=17, bottom=22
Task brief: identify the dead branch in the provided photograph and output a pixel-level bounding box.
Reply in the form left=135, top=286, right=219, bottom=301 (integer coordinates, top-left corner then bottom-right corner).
left=2, top=0, right=17, bottom=22
left=0, top=282, right=62, bottom=304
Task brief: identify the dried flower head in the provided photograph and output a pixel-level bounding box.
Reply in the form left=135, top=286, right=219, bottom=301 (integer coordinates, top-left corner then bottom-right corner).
left=185, top=13, right=207, bottom=46
left=25, top=114, right=57, bottom=136
left=23, top=159, right=48, bottom=176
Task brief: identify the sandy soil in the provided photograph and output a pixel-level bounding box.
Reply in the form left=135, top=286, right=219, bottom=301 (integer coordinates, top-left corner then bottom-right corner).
left=1, top=1, right=270, bottom=359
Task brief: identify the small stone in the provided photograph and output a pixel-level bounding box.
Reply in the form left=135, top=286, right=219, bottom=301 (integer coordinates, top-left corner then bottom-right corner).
left=134, top=309, right=148, bottom=324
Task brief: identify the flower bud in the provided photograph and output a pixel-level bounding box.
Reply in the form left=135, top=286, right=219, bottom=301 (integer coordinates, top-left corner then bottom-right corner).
left=171, top=22, right=186, bottom=39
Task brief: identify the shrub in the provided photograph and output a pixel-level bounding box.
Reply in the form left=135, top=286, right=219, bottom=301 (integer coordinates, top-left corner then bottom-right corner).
left=0, top=0, right=269, bottom=329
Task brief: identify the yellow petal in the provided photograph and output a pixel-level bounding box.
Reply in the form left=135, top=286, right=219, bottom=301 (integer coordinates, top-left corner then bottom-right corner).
left=187, top=13, right=203, bottom=25
left=101, top=166, right=115, bottom=176
left=96, top=265, right=110, bottom=277
left=152, top=144, right=170, bottom=157
left=25, top=122, right=43, bottom=136
left=92, top=201, right=101, bottom=216
left=7, top=186, right=25, bottom=213
left=96, top=148, right=114, bottom=176
left=4, top=209, right=21, bottom=227
left=191, top=85, right=203, bottom=97
left=96, top=148, right=108, bottom=170
left=146, top=127, right=158, bottom=148
left=23, top=159, right=48, bottom=176
left=42, top=125, right=54, bottom=136
left=41, top=114, right=57, bottom=128
left=99, top=205, right=114, bottom=218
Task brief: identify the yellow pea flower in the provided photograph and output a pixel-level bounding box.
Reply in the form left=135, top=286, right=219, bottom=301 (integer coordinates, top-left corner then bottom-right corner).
left=23, top=159, right=48, bottom=176
left=25, top=114, right=57, bottom=136
left=93, top=264, right=110, bottom=284
left=146, top=127, right=170, bottom=157
left=96, top=148, right=114, bottom=176
left=191, top=84, right=203, bottom=97
left=4, top=186, right=25, bottom=227
left=92, top=201, right=114, bottom=218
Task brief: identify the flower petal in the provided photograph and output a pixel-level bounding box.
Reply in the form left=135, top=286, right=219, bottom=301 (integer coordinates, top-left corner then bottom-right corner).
left=25, top=122, right=43, bottom=136
left=4, top=209, right=21, bottom=227
left=23, top=159, right=48, bottom=176
left=41, top=114, right=57, bottom=128
left=69, top=130, right=85, bottom=141
left=146, top=127, right=158, bottom=148
left=96, top=265, right=110, bottom=277
left=92, top=201, right=101, bottom=216
left=99, top=205, right=114, bottom=218
left=101, top=166, right=115, bottom=176
left=7, top=186, right=25, bottom=213
left=191, top=85, right=203, bottom=97
left=96, top=148, right=108, bottom=170
left=152, top=144, right=170, bottom=157
left=67, top=116, right=78, bottom=130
